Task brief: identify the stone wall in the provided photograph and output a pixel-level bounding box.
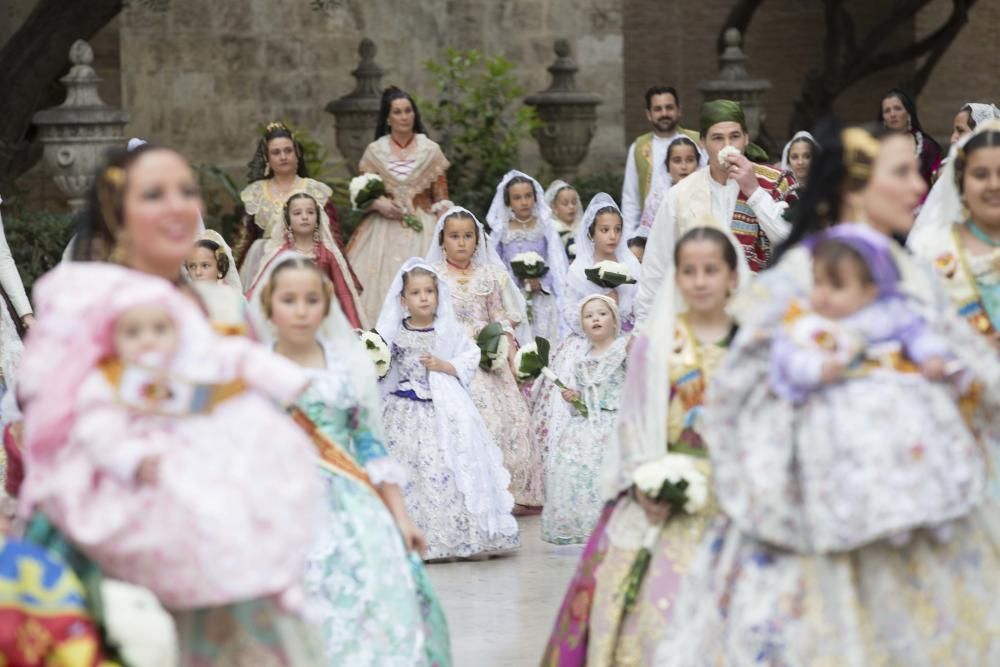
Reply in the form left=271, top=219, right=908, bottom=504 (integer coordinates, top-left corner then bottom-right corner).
left=116, top=0, right=625, bottom=187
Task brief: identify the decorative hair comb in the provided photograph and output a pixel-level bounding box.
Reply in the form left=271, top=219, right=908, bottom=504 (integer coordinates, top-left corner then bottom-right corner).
left=841, top=128, right=879, bottom=183
left=104, top=166, right=126, bottom=188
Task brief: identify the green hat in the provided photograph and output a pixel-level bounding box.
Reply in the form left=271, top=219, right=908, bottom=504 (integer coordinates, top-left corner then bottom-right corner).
left=699, top=99, right=770, bottom=162
left=700, top=99, right=747, bottom=136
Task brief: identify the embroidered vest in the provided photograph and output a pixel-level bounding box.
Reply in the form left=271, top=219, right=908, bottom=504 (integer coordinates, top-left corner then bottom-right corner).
left=634, top=133, right=655, bottom=205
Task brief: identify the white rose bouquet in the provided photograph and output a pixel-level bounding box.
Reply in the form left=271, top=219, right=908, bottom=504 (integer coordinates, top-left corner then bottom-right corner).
left=514, top=337, right=588, bottom=417
left=584, top=260, right=637, bottom=289
left=510, top=251, right=550, bottom=320
left=509, top=251, right=549, bottom=281
left=349, top=173, right=384, bottom=210
left=349, top=172, right=423, bottom=232
left=621, top=453, right=709, bottom=611
left=358, top=329, right=391, bottom=379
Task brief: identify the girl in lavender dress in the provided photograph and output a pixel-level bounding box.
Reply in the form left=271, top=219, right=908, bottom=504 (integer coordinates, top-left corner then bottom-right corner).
left=486, top=170, right=569, bottom=345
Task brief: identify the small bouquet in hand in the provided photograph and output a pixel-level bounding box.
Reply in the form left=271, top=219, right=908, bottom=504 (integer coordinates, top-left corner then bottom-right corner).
left=349, top=173, right=423, bottom=232
left=476, top=322, right=510, bottom=372
left=349, top=173, right=384, bottom=210
left=510, top=251, right=550, bottom=320
left=358, top=329, right=391, bottom=379
left=585, top=260, right=637, bottom=289
left=515, top=337, right=589, bottom=417
left=510, top=251, right=549, bottom=282
left=620, top=454, right=709, bottom=612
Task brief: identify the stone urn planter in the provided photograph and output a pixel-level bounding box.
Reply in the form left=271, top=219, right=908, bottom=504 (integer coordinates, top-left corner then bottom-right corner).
left=32, top=40, right=129, bottom=212
left=525, top=40, right=602, bottom=182
left=326, top=39, right=386, bottom=176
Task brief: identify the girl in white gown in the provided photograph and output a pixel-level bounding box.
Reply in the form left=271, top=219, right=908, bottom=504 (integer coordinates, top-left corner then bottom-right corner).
left=376, top=258, right=520, bottom=560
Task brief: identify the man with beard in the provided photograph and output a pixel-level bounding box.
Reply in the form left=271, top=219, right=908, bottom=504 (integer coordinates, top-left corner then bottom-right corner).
left=621, top=86, right=700, bottom=239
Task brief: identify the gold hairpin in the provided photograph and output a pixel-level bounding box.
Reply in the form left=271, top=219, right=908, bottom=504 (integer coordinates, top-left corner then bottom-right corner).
left=104, top=166, right=126, bottom=188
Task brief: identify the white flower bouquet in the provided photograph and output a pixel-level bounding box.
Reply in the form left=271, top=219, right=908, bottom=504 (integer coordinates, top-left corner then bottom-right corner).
left=358, top=329, right=391, bottom=378
left=349, top=173, right=384, bottom=210
left=510, top=251, right=550, bottom=281
left=584, top=260, right=637, bottom=289
left=349, top=172, right=422, bottom=232
left=515, top=337, right=589, bottom=417
left=632, top=453, right=709, bottom=515
left=621, top=453, right=709, bottom=612
left=510, top=251, right=550, bottom=320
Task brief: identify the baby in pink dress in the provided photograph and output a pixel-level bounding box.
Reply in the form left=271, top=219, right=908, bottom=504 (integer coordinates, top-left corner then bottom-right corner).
left=19, top=263, right=321, bottom=610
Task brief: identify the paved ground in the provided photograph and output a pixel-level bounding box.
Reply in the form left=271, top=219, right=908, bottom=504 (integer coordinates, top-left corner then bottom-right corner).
left=427, top=515, right=584, bottom=666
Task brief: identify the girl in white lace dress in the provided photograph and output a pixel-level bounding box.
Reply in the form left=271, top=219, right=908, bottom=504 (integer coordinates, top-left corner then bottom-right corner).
left=542, top=295, right=627, bottom=544
left=426, top=207, right=545, bottom=509
left=376, top=258, right=519, bottom=560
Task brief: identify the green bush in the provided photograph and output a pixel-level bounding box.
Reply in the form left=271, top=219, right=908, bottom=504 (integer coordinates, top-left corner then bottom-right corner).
left=1, top=209, right=75, bottom=298
left=418, top=49, right=540, bottom=218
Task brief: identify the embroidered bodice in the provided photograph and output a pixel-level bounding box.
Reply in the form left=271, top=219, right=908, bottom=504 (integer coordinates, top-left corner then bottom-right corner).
left=435, top=261, right=514, bottom=336
left=498, top=223, right=554, bottom=291
left=388, top=325, right=436, bottom=401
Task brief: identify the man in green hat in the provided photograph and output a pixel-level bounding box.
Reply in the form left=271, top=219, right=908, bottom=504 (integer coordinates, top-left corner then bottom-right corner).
left=635, top=99, right=796, bottom=321
left=621, top=86, right=701, bottom=239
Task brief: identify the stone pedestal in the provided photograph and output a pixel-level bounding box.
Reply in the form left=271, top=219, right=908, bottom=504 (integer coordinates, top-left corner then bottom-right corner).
left=326, top=39, right=385, bottom=176
left=525, top=40, right=602, bottom=182
left=699, top=28, right=771, bottom=142
left=32, top=40, right=129, bottom=212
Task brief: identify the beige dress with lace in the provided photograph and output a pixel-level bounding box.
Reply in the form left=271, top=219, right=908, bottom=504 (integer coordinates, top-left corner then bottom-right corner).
left=348, top=135, right=450, bottom=324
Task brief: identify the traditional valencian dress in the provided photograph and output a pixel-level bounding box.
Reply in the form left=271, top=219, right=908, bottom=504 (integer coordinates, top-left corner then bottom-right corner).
left=637, top=136, right=709, bottom=234
left=349, top=134, right=451, bottom=324
left=541, top=314, right=733, bottom=666
left=18, top=263, right=324, bottom=665
left=426, top=208, right=544, bottom=507
left=240, top=177, right=366, bottom=328
left=541, top=301, right=627, bottom=546
left=910, top=120, right=1000, bottom=501
left=297, top=340, right=451, bottom=665
left=377, top=258, right=519, bottom=560
left=561, top=193, right=641, bottom=335
left=652, top=227, right=1000, bottom=665
left=486, top=171, right=570, bottom=346
left=245, top=252, right=452, bottom=666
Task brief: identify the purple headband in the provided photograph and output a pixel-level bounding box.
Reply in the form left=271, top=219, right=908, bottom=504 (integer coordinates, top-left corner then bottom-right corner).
left=805, top=225, right=900, bottom=298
